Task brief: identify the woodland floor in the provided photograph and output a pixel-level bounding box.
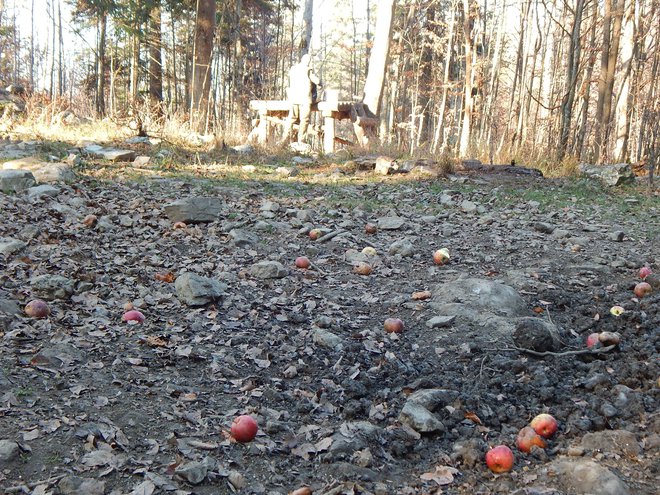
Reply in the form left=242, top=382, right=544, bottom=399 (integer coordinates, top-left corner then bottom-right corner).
left=0, top=140, right=659, bottom=495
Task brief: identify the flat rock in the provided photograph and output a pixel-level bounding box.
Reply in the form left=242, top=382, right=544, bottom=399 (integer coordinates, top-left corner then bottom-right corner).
left=460, top=200, right=478, bottom=213
left=407, top=388, right=460, bottom=410
left=58, top=475, right=106, bottom=495
left=388, top=238, right=415, bottom=257
left=163, top=197, right=225, bottom=223
left=86, top=147, right=137, bottom=162
left=3, top=157, right=75, bottom=183
left=377, top=216, right=406, bottom=230
left=374, top=156, right=398, bottom=175
left=426, top=315, right=457, bottom=328
left=31, top=343, right=87, bottom=369
left=579, top=162, right=634, bottom=186
left=580, top=430, right=641, bottom=457
left=546, top=457, right=630, bottom=495
left=229, top=229, right=258, bottom=248
left=175, top=273, right=226, bottom=307
left=399, top=401, right=445, bottom=433
left=512, top=317, right=561, bottom=352
left=0, top=440, right=19, bottom=462
left=27, top=184, right=60, bottom=198
left=0, top=237, right=27, bottom=256
left=30, top=274, right=75, bottom=300
left=249, top=261, right=288, bottom=279
left=312, top=327, right=343, bottom=350
left=0, top=169, right=36, bottom=193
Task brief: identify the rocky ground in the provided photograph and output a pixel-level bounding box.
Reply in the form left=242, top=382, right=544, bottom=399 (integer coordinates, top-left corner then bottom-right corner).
left=0, top=138, right=658, bottom=495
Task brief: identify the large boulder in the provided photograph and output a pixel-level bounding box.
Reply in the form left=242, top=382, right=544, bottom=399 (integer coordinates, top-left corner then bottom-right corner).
left=175, top=273, right=226, bottom=306
left=0, top=169, right=36, bottom=193
left=579, top=162, right=635, bottom=186
left=30, top=274, right=75, bottom=300
left=3, top=157, right=75, bottom=184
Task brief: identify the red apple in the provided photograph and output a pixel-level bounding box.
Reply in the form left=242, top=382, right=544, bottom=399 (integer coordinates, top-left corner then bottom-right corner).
left=122, top=310, right=145, bottom=323
left=295, top=256, right=311, bottom=269
left=384, top=318, right=404, bottom=333
left=516, top=426, right=547, bottom=453
left=365, top=223, right=377, bottom=234
left=485, top=445, right=514, bottom=473
left=309, top=229, right=323, bottom=240
left=598, top=331, right=621, bottom=347
left=83, top=214, right=98, bottom=227
left=230, top=415, right=258, bottom=443
left=639, top=266, right=652, bottom=279
left=530, top=413, right=558, bottom=439
left=586, top=332, right=600, bottom=348
left=24, top=299, right=50, bottom=318
left=433, top=248, right=450, bottom=265
left=353, top=262, right=373, bottom=275
left=634, top=282, right=652, bottom=298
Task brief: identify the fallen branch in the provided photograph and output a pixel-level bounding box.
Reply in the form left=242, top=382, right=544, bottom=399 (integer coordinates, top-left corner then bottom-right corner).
left=317, top=230, right=345, bottom=243
left=4, top=474, right=67, bottom=493
left=489, top=345, right=616, bottom=357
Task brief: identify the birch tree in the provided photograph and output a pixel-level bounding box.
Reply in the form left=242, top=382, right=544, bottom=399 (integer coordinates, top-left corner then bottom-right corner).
left=190, top=0, right=216, bottom=133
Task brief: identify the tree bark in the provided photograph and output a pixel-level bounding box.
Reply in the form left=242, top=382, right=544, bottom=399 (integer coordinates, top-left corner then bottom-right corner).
left=190, top=0, right=216, bottom=133
left=301, top=0, right=313, bottom=55
left=149, top=2, right=163, bottom=110
left=458, top=0, right=476, bottom=157
left=613, top=0, right=635, bottom=162
left=362, top=0, right=396, bottom=117
left=96, top=9, right=107, bottom=117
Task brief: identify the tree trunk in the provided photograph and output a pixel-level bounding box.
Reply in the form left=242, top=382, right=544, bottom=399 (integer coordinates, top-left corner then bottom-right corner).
left=149, top=2, right=163, bottom=111
left=458, top=0, right=475, bottom=157
left=301, top=0, right=313, bottom=55
left=362, top=0, right=396, bottom=117
left=96, top=10, right=107, bottom=117
left=190, top=0, right=216, bottom=133
left=613, top=0, right=635, bottom=162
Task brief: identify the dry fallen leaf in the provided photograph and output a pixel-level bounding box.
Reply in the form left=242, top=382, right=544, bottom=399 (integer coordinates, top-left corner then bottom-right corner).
left=289, top=487, right=312, bottom=495
left=420, top=465, right=459, bottom=486
left=412, top=290, right=432, bottom=300
left=464, top=411, right=482, bottom=425
left=155, top=272, right=175, bottom=283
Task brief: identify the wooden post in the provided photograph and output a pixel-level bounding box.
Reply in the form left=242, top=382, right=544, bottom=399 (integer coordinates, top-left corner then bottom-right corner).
left=256, top=110, right=268, bottom=144
left=324, top=115, right=335, bottom=153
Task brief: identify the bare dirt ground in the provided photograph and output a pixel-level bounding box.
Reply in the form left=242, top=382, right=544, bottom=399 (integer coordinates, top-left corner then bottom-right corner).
left=0, top=144, right=658, bottom=495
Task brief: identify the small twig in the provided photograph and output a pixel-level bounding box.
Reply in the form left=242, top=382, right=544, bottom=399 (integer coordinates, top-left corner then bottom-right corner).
left=310, top=262, right=327, bottom=275
left=489, top=345, right=616, bottom=357
left=317, top=230, right=344, bottom=242
left=4, top=474, right=67, bottom=493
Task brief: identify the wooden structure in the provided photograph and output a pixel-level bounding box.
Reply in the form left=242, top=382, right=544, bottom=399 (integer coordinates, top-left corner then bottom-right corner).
left=248, top=95, right=378, bottom=153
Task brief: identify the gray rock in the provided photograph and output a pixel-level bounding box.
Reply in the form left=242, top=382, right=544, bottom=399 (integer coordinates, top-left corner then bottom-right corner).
left=388, top=238, right=414, bottom=257
left=374, top=156, right=398, bottom=175
left=512, top=317, right=561, bottom=352
left=0, top=440, right=19, bottom=462
left=460, top=200, right=477, bottom=213
left=312, top=327, right=342, bottom=349
left=163, top=197, right=225, bottom=223
left=0, top=169, right=36, bottom=193
left=609, top=230, right=625, bottom=242
left=276, top=166, right=298, bottom=177
left=27, top=184, right=60, bottom=198
left=0, top=369, right=11, bottom=390
left=430, top=278, right=528, bottom=318
left=295, top=209, right=315, bottom=222
left=426, top=315, right=456, bottom=329
left=260, top=200, right=280, bottom=212
left=533, top=222, right=555, bottom=234
left=581, top=430, right=641, bottom=457
left=175, top=273, right=226, bottom=307
left=0, top=238, right=26, bottom=256
left=64, top=153, right=81, bottom=166
left=31, top=343, right=87, bottom=369
left=452, top=438, right=487, bottom=468
left=377, top=216, right=406, bottom=230
left=86, top=147, right=137, bottom=162
left=329, top=421, right=381, bottom=454
left=175, top=457, right=216, bottom=484
left=133, top=155, right=151, bottom=167
left=407, top=388, right=459, bottom=411
left=399, top=401, right=445, bottom=433
left=3, top=157, right=75, bottom=183
left=31, top=274, right=75, bottom=300
left=249, top=261, right=287, bottom=279
left=579, top=162, right=635, bottom=186
left=344, top=249, right=372, bottom=265
left=58, top=475, right=106, bottom=495
left=230, top=144, right=254, bottom=154
left=0, top=298, right=20, bottom=315
left=547, top=458, right=630, bottom=495
left=229, top=229, right=258, bottom=248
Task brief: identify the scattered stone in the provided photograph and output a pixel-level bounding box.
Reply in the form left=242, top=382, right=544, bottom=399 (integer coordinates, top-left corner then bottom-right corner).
left=0, top=169, right=36, bottom=193
left=85, top=147, right=137, bottom=162
left=30, top=274, right=75, bottom=300
left=0, top=439, right=19, bottom=462
left=312, top=327, right=342, bottom=349
left=533, top=222, right=555, bottom=234
left=426, top=315, right=456, bottom=329
left=377, top=216, right=406, bottom=230
left=64, top=153, right=81, bottom=166
left=406, top=388, right=459, bottom=410
left=388, top=238, right=414, bottom=257
left=175, top=273, right=226, bottom=307
left=399, top=401, right=445, bottom=433
left=579, top=162, right=634, bottom=186
left=460, top=200, right=478, bottom=213
left=452, top=438, right=487, bottom=468
left=0, top=297, right=20, bottom=316
left=374, top=156, right=398, bottom=175
left=230, top=144, right=254, bottom=154
left=133, top=155, right=151, bottom=167
left=242, top=165, right=257, bottom=173
left=3, top=157, right=75, bottom=183
left=58, top=475, right=106, bottom=495
left=512, top=318, right=561, bottom=352
left=249, top=261, right=288, bottom=279
left=175, top=457, right=217, bottom=484
left=580, top=430, right=641, bottom=457
left=27, top=184, right=60, bottom=198
left=0, top=238, right=27, bottom=256
left=276, top=166, right=298, bottom=176
left=229, top=229, right=258, bottom=248
left=163, top=197, right=225, bottom=223
left=31, top=343, right=87, bottom=369
left=546, top=458, right=630, bottom=495
left=431, top=278, right=528, bottom=318
left=609, top=230, right=625, bottom=242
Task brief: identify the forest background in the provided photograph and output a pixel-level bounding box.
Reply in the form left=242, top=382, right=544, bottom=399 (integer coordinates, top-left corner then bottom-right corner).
left=1, top=0, right=659, bottom=175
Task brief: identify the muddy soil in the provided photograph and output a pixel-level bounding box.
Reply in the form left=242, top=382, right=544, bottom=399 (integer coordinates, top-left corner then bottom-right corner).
left=0, top=156, right=658, bottom=495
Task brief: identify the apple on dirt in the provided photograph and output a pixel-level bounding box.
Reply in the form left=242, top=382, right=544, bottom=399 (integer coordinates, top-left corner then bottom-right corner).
left=634, top=282, right=652, bottom=298
left=295, top=256, right=311, bottom=269
left=609, top=305, right=624, bottom=316
left=353, top=262, right=373, bottom=275
left=530, top=413, right=558, bottom=439
left=308, top=229, right=323, bottom=240
left=516, top=426, right=547, bottom=453
left=24, top=299, right=51, bottom=318
left=433, top=248, right=450, bottom=265
left=485, top=445, right=514, bottom=473
left=384, top=318, right=404, bottom=333
left=639, top=266, right=652, bottom=279
left=586, top=332, right=600, bottom=348
left=365, top=223, right=377, bottom=234
left=230, top=415, right=258, bottom=443
left=122, top=310, right=146, bottom=323
left=362, top=246, right=377, bottom=256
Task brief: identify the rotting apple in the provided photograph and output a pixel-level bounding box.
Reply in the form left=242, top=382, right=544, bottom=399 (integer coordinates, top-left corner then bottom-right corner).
left=598, top=331, right=621, bottom=347
left=231, top=415, right=258, bottom=443
left=24, top=299, right=50, bottom=318
left=83, top=214, right=98, bottom=227
left=485, top=445, right=514, bottom=473
left=516, top=426, right=547, bottom=453
left=365, top=223, right=377, bottom=234
left=353, top=262, right=373, bottom=275
left=433, top=248, right=450, bottom=265
left=309, top=229, right=323, bottom=240
left=634, top=282, right=652, bottom=298
left=122, top=310, right=145, bottom=323
left=586, top=333, right=600, bottom=348
left=362, top=246, right=377, bottom=256
left=639, top=266, right=652, bottom=279
left=173, top=221, right=187, bottom=229
left=384, top=318, right=404, bottom=333
left=609, top=305, right=624, bottom=316
left=530, top=413, right=558, bottom=439
left=295, top=256, right=311, bottom=269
